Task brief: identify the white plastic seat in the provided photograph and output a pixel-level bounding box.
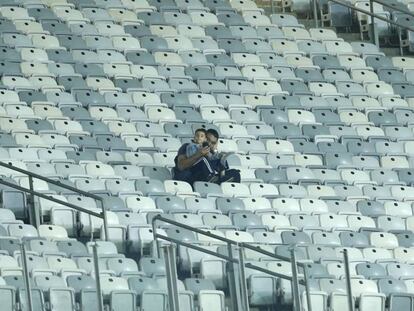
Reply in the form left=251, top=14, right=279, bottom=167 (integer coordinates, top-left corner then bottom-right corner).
left=369, top=232, right=399, bottom=249
left=190, top=12, right=221, bottom=26
left=309, top=28, right=338, bottom=41
left=347, top=215, right=376, bottom=230
left=0, top=7, right=32, bottom=20
left=95, top=22, right=126, bottom=37
left=324, top=40, right=355, bottom=56
left=221, top=182, right=250, bottom=197
left=351, top=69, right=379, bottom=83
left=270, top=39, right=300, bottom=55
left=309, top=82, right=339, bottom=96
left=392, top=57, right=414, bottom=71
left=178, top=25, right=207, bottom=41
left=108, top=8, right=140, bottom=23
left=338, top=55, right=368, bottom=70
left=287, top=109, right=316, bottom=125
left=154, top=52, right=184, bottom=66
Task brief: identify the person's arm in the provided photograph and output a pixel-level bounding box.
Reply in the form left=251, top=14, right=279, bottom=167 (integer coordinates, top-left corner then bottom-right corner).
left=177, top=146, right=210, bottom=171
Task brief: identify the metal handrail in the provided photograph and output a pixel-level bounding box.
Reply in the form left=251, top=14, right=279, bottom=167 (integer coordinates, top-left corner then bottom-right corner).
left=373, top=0, right=414, bottom=18
left=315, top=0, right=414, bottom=48
left=152, top=214, right=305, bottom=266
left=0, top=161, right=109, bottom=240
left=326, top=0, right=414, bottom=33
left=152, top=214, right=310, bottom=311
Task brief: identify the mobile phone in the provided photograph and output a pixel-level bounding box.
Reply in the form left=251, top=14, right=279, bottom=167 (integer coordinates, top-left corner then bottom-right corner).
left=202, top=142, right=209, bottom=148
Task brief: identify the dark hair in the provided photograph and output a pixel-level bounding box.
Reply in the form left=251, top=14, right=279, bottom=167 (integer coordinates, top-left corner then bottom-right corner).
left=206, top=128, right=219, bottom=139
left=194, top=128, right=207, bottom=135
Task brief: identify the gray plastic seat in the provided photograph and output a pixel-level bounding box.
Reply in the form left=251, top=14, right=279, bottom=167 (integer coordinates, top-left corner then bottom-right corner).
left=325, top=152, right=353, bottom=169
left=218, top=12, right=247, bottom=26
left=185, top=66, right=215, bottom=80
left=61, top=107, right=90, bottom=120
left=74, top=63, right=105, bottom=77
left=74, top=90, right=106, bottom=107
left=80, top=120, right=110, bottom=135
left=231, top=213, right=262, bottom=230
left=273, top=123, right=303, bottom=139
left=126, top=51, right=156, bottom=65
left=124, top=25, right=152, bottom=38
left=365, top=55, right=394, bottom=70
left=135, top=179, right=165, bottom=195
left=378, top=68, right=407, bottom=83
left=142, top=166, right=171, bottom=181
left=194, top=181, right=223, bottom=197
left=57, top=35, right=88, bottom=49
left=164, top=123, right=193, bottom=138
left=357, top=200, right=385, bottom=217
left=139, top=257, right=166, bottom=277
left=322, top=69, right=351, bottom=83
left=28, top=7, right=58, bottom=20
left=339, top=231, right=370, bottom=247
left=368, top=111, right=398, bottom=126
left=396, top=169, right=414, bottom=185
left=243, top=39, right=273, bottom=53
left=114, top=78, right=142, bottom=92
left=137, top=12, right=166, bottom=25
left=378, top=278, right=407, bottom=296
left=0, top=47, right=21, bottom=62
left=56, top=240, right=87, bottom=257
left=259, top=108, right=288, bottom=125
left=271, top=95, right=301, bottom=109
left=396, top=232, right=414, bottom=247
left=67, top=275, right=96, bottom=294
left=356, top=262, right=387, bottom=279
left=298, top=40, right=327, bottom=55
left=393, top=83, right=414, bottom=98
left=205, top=25, right=233, bottom=39
left=156, top=196, right=186, bottom=213
left=0, top=61, right=21, bottom=76
left=302, top=124, right=331, bottom=139
left=206, top=54, right=236, bottom=66
left=0, top=133, right=17, bottom=147
left=42, top=22, right=72, bottom=35
left=317, top=141, right=347, bottom=154
left=312, top=55, right=342, bottom=69
left=66, top=150, right=97, bottom=163
left=281, top=230, right=311, bottom=245
left=46, top=49, right=74, bottom=63
left=128, top=276, right=159, bottom=297
left=347, top=141, right=376, bottom=155
left=140, top=36, right=169, bottom=52
left=303, top=263, right=330, bottom=278
left=269, top=67, right=296, bottom=81
left=280, top=79, right=310, bottom=95
left=58, top=76, right=88, bottom=91
left=295, top=68, right=324, bottom=82
left=0, top=19, right=18, bottom=32
left=291, top=141, right=319, bottom=153
left=96, top=136, right=128, bottom=151
left=313, top=109, right=341, bottom=124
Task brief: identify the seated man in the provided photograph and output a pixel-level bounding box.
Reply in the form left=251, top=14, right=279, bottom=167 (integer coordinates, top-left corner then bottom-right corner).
left=173, top=128, right=240, bottom=184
